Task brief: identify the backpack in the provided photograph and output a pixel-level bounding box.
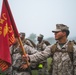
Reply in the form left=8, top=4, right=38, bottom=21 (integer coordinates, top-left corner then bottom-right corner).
left=49, top=41, right=74, bottom=74
left=43, top=40, right=51, bottom=46
left=25, top=38, right=36, bottom=48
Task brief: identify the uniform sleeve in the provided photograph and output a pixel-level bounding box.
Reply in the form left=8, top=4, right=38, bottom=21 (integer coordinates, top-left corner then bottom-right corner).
left=29, top=45, right=52, bottom=63
left=24, top=44, right=38, bottom=54
left=73, top=45, right=76, bottom=75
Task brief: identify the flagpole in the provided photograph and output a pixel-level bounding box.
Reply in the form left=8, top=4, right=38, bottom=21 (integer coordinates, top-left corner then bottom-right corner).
left=4, top=0, right=29, bottom=66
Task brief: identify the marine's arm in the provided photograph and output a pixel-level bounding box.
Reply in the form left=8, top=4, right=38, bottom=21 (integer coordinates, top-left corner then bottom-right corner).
left=29, top=45, right=52, bottom=63
left=73, top=45, right=76, bottom=75
left=24, top=44, right=38, bottom=54
left=22, top=45, right=53, bottom=69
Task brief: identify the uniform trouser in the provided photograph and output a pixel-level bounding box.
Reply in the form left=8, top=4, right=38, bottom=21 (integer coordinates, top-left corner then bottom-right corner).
left=38, top=62, right=49, bottom=75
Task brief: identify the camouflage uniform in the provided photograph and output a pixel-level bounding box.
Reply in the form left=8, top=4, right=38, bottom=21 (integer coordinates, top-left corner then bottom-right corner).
left=29, top=41, right=76, bottom=75
left=36, top=34, right=49, bottom=75
left=37, top=40, right=46, bottom=51
left=11, top=44, right=37, bottom=75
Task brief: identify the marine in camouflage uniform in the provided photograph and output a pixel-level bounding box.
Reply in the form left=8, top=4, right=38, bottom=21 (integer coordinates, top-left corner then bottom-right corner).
left=24, top=24, right=76, bottom=75
left=11, top=37, right=37, bottom=75
left=36, top=34, right=49, bottom=75
left=4, top=38, right=19, bottom=75
left=19, top=32, right=34, bottom=47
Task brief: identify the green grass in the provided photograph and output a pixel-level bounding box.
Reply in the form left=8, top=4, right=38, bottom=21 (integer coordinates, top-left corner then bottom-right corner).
left=32, top=57, right=52, bottom=75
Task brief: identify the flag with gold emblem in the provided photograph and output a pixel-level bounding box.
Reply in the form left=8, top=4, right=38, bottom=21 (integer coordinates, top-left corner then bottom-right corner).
left=0, top=0, right=19, bottom=71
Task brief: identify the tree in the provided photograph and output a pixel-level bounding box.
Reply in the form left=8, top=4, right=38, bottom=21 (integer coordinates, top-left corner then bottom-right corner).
left=28, top=33, right=36, bottom=43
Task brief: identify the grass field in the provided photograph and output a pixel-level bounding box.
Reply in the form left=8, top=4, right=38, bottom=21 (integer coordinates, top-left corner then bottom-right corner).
left=32, top=57, right=52, bottom=75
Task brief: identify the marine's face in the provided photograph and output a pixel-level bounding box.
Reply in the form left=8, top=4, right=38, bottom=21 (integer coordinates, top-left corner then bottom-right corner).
left=54, top=31, right=65, bottom=40
left=37, top=37, right=42, bottom=42
left=20, top=35, right=25, bottom=40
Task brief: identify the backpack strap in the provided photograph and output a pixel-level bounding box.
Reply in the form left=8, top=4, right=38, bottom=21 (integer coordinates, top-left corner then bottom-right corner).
left=67, top=41, right=74, bottom=52
left=67, top=41, right=74, bottom=62
left=51, top=43, right=57, bottom=54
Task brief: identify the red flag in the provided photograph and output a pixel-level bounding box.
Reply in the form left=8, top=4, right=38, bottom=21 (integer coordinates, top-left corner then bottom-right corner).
left=0, top=0, right=19, bottom=71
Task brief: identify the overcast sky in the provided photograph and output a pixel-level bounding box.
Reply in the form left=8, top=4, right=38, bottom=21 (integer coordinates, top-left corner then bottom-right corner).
left=0, top=0, right=76, bottom=38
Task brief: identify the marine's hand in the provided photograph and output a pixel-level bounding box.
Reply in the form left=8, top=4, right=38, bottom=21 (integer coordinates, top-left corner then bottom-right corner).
left=20, top=64, right=29, bottom=70
left=22, top=54, right=30, bottom=61
left=20, top=54, right=30, bottom=69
